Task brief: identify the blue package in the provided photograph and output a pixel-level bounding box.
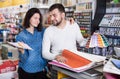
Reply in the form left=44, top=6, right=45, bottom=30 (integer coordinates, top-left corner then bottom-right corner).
left=111, top=59, right=120, bottom=69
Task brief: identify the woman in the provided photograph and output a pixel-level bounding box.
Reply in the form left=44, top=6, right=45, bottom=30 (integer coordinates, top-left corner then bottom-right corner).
left=16, top=8, right=48, bottom=79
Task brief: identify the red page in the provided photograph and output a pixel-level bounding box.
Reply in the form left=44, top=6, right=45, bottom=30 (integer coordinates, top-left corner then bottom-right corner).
left=62, top=49, right=92, bottom=68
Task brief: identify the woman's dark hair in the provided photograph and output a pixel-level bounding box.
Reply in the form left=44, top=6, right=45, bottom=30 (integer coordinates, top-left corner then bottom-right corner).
left=49, top=3, right=65, bottom=13
left=23, top=8, right=43, bottom=31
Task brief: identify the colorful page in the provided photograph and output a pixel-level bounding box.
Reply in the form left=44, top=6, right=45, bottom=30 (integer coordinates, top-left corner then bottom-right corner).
left=49, top=50, right=106, bottom=72
left=62, top=49, right=92, bottom=69
left=97, top=34, right=104, bottom=47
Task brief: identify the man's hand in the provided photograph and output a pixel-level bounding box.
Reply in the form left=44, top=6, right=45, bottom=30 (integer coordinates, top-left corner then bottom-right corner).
left=68, top=18, right=74, bottom=24
left=55, top=54, right=67, bottom=63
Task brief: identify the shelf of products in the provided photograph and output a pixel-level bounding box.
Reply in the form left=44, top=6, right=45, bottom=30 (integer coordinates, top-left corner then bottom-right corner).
left=106, top=3, right=120, bottom=13
left=73, top=1, right=93, bottom=52
left=106, top=2, right=120, bottom=8
left=65, top=1, right=93, bottom=52
left=74, top=11, right=92, bottom=38
left=65, top=1, right=93, bottom=38
left=95, top=2, right=120, bottom=57
left=99, top=0, right=120, bottom=44
left=0, top=12, right=24, bottom=42
left=65, top=5, right=75, bottom=18
left=99, top=13, right=120, bottom=46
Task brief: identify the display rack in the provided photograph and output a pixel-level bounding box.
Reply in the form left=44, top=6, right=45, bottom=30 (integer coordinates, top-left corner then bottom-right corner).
left=99, top=3, right=120, bottom=47
left=78, top=0, right=107, bottom=54
left=72, top=1, right=94, bottom=52
left=65, top=6, right=75, bottom=18
left=73, top=1, right=93, bottom=38
left=74, top=11, right=92, bottom=38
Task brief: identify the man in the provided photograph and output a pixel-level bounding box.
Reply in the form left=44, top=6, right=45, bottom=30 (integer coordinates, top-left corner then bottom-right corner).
left=42, top=3, right=87, bottom=62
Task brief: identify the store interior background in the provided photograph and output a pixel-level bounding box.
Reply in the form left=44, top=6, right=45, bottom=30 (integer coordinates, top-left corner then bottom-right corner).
left=0, top=0, right=120, bottom=60
left=0, top=0, right=120, bottom=79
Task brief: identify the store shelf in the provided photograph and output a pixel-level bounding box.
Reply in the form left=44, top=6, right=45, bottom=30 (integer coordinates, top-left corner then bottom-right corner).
left=74, top=10, right=92, bottom=13
left=37, top=4, right=50, bottom=9
left=64, top=5, right=75, bottom=8
left=106, top=3, right=120, bottom=7
left=99, top=26, right=120, bottom=28
left=105, top=35, right=120, bottom=39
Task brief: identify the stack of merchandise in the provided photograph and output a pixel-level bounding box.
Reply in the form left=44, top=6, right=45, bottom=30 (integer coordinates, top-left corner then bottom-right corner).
left=0, top=60, right=18, bottom=74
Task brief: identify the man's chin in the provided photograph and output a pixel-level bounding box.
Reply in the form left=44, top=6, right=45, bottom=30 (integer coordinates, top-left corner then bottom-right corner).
left=53, top=24, right=57, bottom=26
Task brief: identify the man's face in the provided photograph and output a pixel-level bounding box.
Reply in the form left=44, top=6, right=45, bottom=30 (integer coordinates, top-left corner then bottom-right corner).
left=49, top=9, right=63, bottom=26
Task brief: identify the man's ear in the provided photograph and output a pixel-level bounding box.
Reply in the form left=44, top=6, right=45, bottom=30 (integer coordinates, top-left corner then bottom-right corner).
left=61, top=13, right=65, bottom=18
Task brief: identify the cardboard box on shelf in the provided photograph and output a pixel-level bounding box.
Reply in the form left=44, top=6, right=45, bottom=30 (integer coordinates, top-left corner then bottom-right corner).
left=0, top=59, right=18, bottom=79
left=62, top=0, right=76, bottom=7
left=1, top=44, right=19, bottom=60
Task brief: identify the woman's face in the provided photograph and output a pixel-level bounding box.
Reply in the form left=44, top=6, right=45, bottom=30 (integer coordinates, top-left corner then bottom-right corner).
left=30, top=13, right=40, bottom=27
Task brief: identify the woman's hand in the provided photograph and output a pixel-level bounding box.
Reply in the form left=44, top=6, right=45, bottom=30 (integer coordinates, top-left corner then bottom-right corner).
left=17, top=42, right=25, bottom=54
left=18, top=48, right=24, bottom=54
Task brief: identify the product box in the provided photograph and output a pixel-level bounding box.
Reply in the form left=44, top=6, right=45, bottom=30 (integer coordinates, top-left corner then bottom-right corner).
left=0, top=60, right=17, bottom=74
left=0, top=60, right=18, bottom=79
left=1, top=44, right=19, bottom=60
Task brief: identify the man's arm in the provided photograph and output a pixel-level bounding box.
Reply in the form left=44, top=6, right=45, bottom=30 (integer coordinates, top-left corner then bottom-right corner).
left=42, top=28, right=58, bottom=60
left=75, top=23, right=87, bottom=46
left=42, top=28, right=67, bottom=62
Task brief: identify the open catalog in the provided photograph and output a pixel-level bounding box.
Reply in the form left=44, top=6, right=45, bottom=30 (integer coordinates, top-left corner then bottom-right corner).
left=49, top=49, right=106, bottom=73
left=7, top=42, right=33, bottom=50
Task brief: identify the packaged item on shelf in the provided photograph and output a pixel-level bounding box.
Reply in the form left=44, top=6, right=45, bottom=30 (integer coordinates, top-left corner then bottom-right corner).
left=0, top=60, right=18, bottom=74
left=1, top=44, right=19, bottom=60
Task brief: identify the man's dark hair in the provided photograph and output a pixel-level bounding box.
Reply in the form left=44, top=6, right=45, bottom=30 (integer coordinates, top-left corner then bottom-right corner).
left=23, top=8, right=43, bottom=31
left=49, top=3, right=65, bottom=13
